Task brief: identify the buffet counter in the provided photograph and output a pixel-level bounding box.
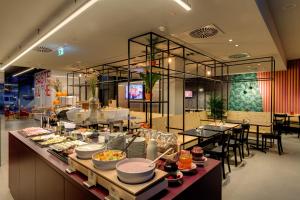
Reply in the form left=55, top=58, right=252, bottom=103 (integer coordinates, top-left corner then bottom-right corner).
left=9, top=130, right=222, bottom=200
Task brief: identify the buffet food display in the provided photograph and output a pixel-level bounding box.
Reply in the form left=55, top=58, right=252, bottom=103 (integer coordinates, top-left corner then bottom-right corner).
left=19, top=127, right=51, bottom=137
left=16, top=118, right=210, bottom=200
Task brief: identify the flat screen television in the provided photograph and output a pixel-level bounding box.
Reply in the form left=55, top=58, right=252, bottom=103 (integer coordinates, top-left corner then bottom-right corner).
left=126, top=84, right=144, bottom=100
left=185, top=91, right=193, bottom=98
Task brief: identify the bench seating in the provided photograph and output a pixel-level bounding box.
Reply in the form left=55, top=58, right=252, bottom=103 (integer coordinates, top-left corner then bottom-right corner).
left=227, top=111, right=272, bottom=134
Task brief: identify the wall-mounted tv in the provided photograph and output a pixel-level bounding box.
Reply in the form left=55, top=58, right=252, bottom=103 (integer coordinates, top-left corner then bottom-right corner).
left=185, top=91, right=193, bottom=98
left=126, top=84, right=144, bottom=100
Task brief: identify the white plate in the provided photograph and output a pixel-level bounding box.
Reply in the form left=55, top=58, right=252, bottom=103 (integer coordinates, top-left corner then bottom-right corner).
left=75, top=143, right=105, bottom=159
left=178, top=163, right=197, bottom=172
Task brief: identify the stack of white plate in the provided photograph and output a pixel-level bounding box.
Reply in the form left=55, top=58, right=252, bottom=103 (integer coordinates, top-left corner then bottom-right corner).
left=107, top=132, right=126, bottom=151
left=127, top=137, right=146, bottom=158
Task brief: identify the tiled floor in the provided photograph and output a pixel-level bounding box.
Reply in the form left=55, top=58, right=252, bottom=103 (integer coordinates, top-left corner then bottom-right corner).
left=0, top=119, right=300, bottom=200
left=223, top=134, right=300, bottom=200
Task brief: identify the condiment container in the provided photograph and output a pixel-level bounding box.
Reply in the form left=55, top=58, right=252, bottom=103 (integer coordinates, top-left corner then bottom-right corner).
left=146, top=139, right=158, bottom=161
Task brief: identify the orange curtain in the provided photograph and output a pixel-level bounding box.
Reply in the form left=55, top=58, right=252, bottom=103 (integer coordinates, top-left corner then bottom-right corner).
left=257, top=60, right=300, bottom=114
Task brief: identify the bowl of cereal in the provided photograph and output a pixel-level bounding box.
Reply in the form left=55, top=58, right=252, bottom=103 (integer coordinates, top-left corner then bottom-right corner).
left=92, top=150, right=126, bottom=170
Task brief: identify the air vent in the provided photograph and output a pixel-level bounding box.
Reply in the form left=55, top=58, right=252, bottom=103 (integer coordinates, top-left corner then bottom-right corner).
left=189, top=24, right=223, bottom=38
left=34, top=46, right=53, bottom=53
left=228, top=53, right=250, bottom=59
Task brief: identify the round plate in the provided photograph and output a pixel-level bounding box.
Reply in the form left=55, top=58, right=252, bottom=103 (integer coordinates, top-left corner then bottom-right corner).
left=178, top=163, right=197, bottom=172
left=193, top=156, right=208, bottom=165
left=166, top=171, right=183, bottom=183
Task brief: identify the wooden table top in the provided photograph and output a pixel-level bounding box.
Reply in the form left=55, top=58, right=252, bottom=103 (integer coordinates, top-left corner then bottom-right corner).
left=225, top=119, right=272, bottom=127
left=179, top=129, right=220, bottom=138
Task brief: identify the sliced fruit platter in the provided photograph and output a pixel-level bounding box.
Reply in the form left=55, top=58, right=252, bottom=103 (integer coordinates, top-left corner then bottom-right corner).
left=49, top=140, right=87, bottom=152
left=38, top=136, right=67, bottom=147
left=31, top=134, right=56, bottom=142
left=19, top=127, right=51, bottom=137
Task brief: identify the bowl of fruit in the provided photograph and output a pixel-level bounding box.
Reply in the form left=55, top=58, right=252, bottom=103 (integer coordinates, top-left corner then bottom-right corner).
left=92, top=150, right=126, bottom=170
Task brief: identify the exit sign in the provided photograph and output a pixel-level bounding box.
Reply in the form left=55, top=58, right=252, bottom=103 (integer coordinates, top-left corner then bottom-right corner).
left=57, top=47, right=64, bottom=56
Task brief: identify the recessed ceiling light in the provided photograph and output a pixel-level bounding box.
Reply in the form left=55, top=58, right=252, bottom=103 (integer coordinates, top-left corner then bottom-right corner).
left=206, top=71, right=211, bottom=76
left=0, top=0, right=99, bottom=71
left=173, top=0, right=191, bottom=11
left=235, top=44, right=239, bottom=47
left=158, top=26, right=166, bottom=32
left=228, top=39, right=233, bottom=42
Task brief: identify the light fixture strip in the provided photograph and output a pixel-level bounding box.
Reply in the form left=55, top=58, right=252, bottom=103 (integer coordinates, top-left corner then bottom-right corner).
left=1, top=0, right=99, bottom=71
left=173, top=0, right=191, bottom=11
left=13, top=68, right=35, bottom=77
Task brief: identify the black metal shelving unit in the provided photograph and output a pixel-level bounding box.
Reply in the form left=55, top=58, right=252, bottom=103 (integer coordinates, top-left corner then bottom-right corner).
left=127, top=32, right=225, bottom=129
left=67, top=32, right=275, bottom=132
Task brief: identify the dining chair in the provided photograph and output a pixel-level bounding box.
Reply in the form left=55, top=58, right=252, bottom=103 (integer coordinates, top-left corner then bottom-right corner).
left=274, top=113, right=289, bottom=134
left=229, top=127, right=243, bottom=166
left=241, top=123, right=250, bottom=158
left=205, top=133, right=231, bottom=179
left=289, top=116, right=300, bottom=138
left=262, top=122, right=283, bottom=155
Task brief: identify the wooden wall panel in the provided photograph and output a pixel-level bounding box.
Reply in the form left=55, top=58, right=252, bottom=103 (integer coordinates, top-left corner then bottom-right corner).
left=257, top=60, right=300, bottom=114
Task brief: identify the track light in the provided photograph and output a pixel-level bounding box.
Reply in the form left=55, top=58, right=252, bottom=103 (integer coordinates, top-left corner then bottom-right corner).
left=1, top=0, right=99, bottom=71
left=173, top=0, right=192, bottom=11
left=13, top=68, right=35, bottom=77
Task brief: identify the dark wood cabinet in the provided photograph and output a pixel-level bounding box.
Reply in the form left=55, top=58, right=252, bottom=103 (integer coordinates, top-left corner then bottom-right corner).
left=9, top=134, right=20, bottom=200
left=36, top=158, right=64, bottom=200
left=19, top=145, right=36, bottom=200
left=9, top=132, right=101, bottom=200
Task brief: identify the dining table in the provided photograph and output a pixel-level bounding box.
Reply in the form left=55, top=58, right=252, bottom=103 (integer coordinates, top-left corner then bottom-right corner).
left=179, top=123, right=239, bottom=148
left=225, top=119, right=272, bottom=151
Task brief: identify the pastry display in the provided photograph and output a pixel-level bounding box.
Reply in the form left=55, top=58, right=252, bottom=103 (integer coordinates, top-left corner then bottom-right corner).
left=151, top=131, right=178, bottom=157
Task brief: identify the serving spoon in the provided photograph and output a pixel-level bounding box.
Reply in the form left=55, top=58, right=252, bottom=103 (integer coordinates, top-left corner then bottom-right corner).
left=121, top=131, right=141, bottom=154
left=149, top=148, right=173, bottom=167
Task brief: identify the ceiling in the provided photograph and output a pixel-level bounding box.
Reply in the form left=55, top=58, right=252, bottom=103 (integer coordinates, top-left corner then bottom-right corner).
left=267, top=0, right=300, bottom=60
left=0, top=0, right=299, bottom=73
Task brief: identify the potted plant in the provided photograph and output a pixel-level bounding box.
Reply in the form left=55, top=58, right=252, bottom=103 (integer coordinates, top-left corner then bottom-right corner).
left=140, top=71, right=161, bottom=101
left=208, top=96, right=225, bottom=119
left=48, top=78, right=62, bottom=105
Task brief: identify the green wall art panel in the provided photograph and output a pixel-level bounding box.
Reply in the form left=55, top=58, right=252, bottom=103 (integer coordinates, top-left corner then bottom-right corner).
left=228, top=73, right=263, bottom=112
